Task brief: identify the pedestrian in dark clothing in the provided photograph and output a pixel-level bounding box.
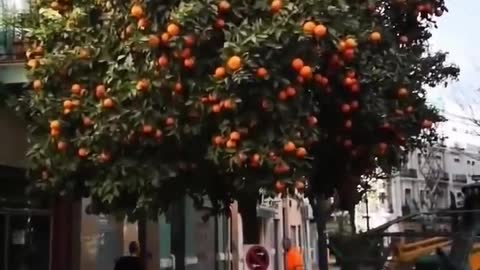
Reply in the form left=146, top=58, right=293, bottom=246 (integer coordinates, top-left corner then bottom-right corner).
left=113, top=241, right=144, bottom=270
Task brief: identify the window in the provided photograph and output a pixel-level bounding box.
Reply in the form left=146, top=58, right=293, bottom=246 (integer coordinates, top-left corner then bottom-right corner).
left=473, top=161, right=476, bottom=166
left=290, top=226, right=297, bottom=246
left=454, top=158, right=460, bottom=163
left=404, top=188, right=411, bottom=204
left=468, top=160, right=471, bottom=165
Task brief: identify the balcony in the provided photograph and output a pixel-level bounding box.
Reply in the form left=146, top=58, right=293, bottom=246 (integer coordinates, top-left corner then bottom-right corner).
left=400, top=168, right=418, bottom=178
left=0, top=19, right=25, bottom=64
left=453, top=174, right=467, bottom=184
left=440, top=171, right=450, bottom=181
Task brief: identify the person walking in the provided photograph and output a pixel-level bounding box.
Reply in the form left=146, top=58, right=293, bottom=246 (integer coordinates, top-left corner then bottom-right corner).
left=284, top=238, right=304, bottom=270
left=113, top=241, right=144, bottom=270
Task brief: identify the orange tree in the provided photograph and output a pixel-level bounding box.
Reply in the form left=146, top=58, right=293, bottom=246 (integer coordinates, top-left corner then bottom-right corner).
left=15, top=0, right=457, bottom=233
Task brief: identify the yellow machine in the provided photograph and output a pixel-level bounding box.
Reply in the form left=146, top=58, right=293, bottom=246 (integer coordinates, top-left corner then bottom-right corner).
left=394, top=237, right=480, bottom=270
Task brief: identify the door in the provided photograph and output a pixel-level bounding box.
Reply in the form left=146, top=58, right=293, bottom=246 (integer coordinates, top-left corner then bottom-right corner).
left=0, top=210, right=51, bottom=270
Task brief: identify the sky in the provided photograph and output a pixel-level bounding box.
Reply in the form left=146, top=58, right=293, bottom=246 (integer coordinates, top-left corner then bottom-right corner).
left=427, top=0, right=480, bottom=147
left=429, top=0, right=480, bottom=114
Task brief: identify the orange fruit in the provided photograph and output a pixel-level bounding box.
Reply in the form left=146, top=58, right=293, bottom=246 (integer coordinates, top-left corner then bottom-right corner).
left=283, top=141, right=296, bottom=152
left=299, top=66, right=313, bottom=79
left=212, top=136, right=224, bottom=146
left=341, top=103, right=351, bottom=113
left=303, top=21, right=316, bottom=35
left=422, top=119, right=433, bottom=129
left=82, top=117, right=93, bottom=126
left=158, top=55, right=168, bottom=67
left=63, top=109, right=71, bottom=115
left=71, top=84, right=81, bottom=95
left=345, top=38, right=357, bottom=48
left=142, top=125, right=153, bottom=134
left=184, top=35, right=196, bottom=47
left=227, top=56, right=242, bottom=71
left=370, top=31, right=381, bottom=42
left=57, top=141, right=67, bottom=151
left=78, top=48, right=90, bottom=59
left=148, top=35, right=160, bottom=48
left=50, top=120, right=60, bottom=130
left=344, top=119, right=352, bottom=129
left=223, top=99, right=234, bottom=109
left=275, top=181, right=286, bottom=192
left=184, top=57, right=195, bottom=69
left=296, top=147, right=307, bottom=158
left=98, top=152, right=111, bottom=163
left=102, top=98, right=114, bottom=108
left=295, top=180, right=305, bottom=190
left=63, top=100, right=73, bottom=109
left=137, top=18, right=148, bottom=30
left=218, top=1, right=231, bottom=13
left=165, top=117, right=175, bottom=126
left=214, top=67, right=226, bottom=79
left=337, top=41, right=347, bottom=52
left=27, top=59, right=39, bottom=69
left=50, top=129, right=60, bottom=137
left=271, top=0, right=282, bottom=13
left=167, top=23, right=180, bottom=36
left=226, top=140, right=237, bottom=148
left=78, top=148, right=89, bottom=157
left=32, top=80, right=43, bottom=91
left=291, top=58, right=304, bottom=71
left=256, top=67, right=268, bottom=78
left=313, top=24, right=327, bottom=38
left=342, top=49, right=355, bottom=61
left=173, top=82, right=183, bottom=93
left=154, top=130, right=163, bottom=139
left=179, top=48, right=191, bottom=59
left=397, top=87, right=409, bottom=98
left=95, top=85, right=106, bottom=99
left=286, top=86, right=296, bottom=97
left=131, top=4, right=144, bottom=18
left=212, top=104, right=221, bottom=113
left=307, top=116, right=318, bottom=127
left=229, top=131, right=240, bottom=141
left=161, top=32, right=170, bottom=43
left=278, top=90, right=288, bottom=101
left=214, top=18, right=225, bottom=29
left=136, top=79, right=149, bottom=92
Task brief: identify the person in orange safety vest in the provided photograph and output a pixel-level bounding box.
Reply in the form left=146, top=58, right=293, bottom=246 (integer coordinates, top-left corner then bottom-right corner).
left=283, top=238, right=304, bottom=270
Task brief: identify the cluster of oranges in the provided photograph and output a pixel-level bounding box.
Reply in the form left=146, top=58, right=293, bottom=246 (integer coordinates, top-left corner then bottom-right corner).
left=337, top=37, right=358, bottom=62
left=302, top=21, right=327, bottom=39
left=291, top=58, right=313, bottom=82
left=212, top=56, right=241, bottom=79
left=342, top=70, right=360, bottom=94
left=212, top=130, right=241, bottom=149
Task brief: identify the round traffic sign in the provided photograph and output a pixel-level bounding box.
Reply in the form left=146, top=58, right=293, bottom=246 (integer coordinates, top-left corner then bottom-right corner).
left=246, top=245, right=270, bottom=270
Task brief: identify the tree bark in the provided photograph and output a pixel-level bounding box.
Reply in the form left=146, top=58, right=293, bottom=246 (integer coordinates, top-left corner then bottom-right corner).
left=348, top=208, right=356, bottom=234
left=312, top=195, right=330, bottom=270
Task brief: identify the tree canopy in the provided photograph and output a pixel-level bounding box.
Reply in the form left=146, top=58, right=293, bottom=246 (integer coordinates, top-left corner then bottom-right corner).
left=13, top=0, right=458, bottom=218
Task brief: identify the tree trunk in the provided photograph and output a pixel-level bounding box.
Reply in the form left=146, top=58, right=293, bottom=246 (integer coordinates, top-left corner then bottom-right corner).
left=313, top=195, right=330, bottom=270
left=447, top=195, right=480, bottom=270
left=348, top=208, right=356, bottom=234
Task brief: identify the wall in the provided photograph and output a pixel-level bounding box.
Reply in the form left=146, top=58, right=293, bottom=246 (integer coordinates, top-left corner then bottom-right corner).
left=0, top=108, right=27, bottom=168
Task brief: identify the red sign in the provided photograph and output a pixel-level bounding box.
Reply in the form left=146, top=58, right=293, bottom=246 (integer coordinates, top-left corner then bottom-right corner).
left=246, top=245, right=270, bottom=270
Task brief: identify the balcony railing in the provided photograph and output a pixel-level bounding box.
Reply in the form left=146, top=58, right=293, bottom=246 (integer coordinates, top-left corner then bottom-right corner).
left=400, top=168, right=418, bottom=178
left=1, top=2, right=28, bottom=63
left=453, top=174, right=467, bottom=183
left=440, top=171, right=450, bottom=181
left=0, top=18, right=26, bottom=62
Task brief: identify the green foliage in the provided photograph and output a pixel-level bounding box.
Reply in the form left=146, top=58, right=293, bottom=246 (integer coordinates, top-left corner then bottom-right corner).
left=10, top=0, right=458, bottom=218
